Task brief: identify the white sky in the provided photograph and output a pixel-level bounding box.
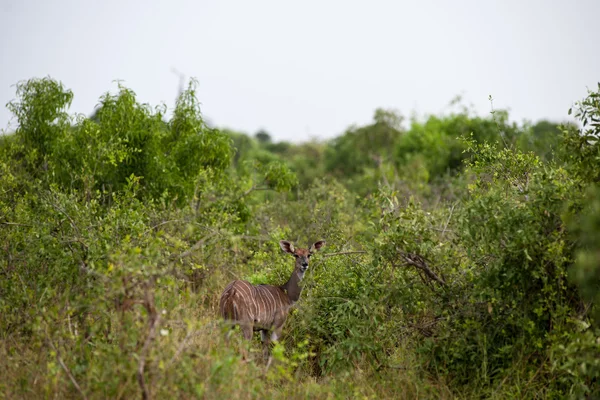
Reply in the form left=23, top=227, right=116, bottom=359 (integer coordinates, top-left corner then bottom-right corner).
left=1, top=0, right=599, bottom=142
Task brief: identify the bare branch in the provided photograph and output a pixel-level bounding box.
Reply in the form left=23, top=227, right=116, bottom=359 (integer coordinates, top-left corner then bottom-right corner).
left=78, top=260, right=109, bottom=282
left=49, top=200, right=83, bottom=239
left=232, top=234, right=271, bottom=241
left=441, top=203, right=456, bottom=236
left=382, top=364, right=407, bottom=370
left=137, top=314, right=161, bottom=400
left=137, top=287, right=160, bottom=400
left=398, top=250, right=446, bottom=287
left=142, top=220, right=181, bottom=236
left=312, top=296, right=353, bottom=302
left=240, top=185, right=272, bottom=199
left=0, top=222, right=33, bottom=227
left=64, top=240, right=107, bottom=282
left=322, top=251, right=367, bottom=258
left=167, top=328, right=204, bottom=368
left=46, top=334, right=88, bottom=400
left=169, top=235, right=209, bottom=261
left=429, top=227, right=456, bottom=233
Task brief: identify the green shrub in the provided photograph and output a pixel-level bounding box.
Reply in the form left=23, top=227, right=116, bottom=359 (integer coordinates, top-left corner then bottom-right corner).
left=2, top=75, right=600, bottom=399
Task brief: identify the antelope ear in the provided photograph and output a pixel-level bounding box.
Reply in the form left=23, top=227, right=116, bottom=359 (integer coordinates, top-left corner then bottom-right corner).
left=279, top=240, right=295, bottom=254
left=309, top=240, right=326, bottom=253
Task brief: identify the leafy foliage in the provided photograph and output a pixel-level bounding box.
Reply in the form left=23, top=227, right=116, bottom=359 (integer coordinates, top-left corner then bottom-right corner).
left=1, top=76, right=599, bottom=399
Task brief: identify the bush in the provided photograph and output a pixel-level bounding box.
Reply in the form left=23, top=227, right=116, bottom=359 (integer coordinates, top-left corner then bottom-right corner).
left=2, top=75, right=600, bottom=399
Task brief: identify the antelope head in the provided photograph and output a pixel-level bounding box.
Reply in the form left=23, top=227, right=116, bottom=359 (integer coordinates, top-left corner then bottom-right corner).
left=279, top=240, right=326, bottom=279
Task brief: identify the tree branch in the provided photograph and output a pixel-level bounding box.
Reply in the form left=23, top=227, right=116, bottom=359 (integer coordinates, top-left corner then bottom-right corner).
left=441, top=203, right=456, bottom=236
left=46, top=333, right=88, bottom=400
left=167, top=328, right=204, bottom=368
left=142, top=220, right=181, bottom=236
left=137, top=286, right=160, bottom=400
left=0, top=222, right=33, bottom=227
left=169, top=235, right=209, bottom=261
left=240, top=185, right=272, bottom=199
left=49, top=200, right=83, bottom=239
left=398, top=250, right=446, bottom=286
left=322, top=251, right=367, bottom=257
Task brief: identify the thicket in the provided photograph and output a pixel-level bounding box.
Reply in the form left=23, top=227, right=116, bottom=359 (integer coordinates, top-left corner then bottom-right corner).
left=1, top=76, right=598, bottom=399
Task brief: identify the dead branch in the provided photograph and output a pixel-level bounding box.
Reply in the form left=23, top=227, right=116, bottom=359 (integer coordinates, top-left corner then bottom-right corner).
left=63, top=239, right=107, bottom=282
left=429, top=227, right=456, bottom=233
left=142, top=220, right=181, bottom=236
left=398, top=250, right=446, bottom=287
left=169, top=235, right=209, bottom=261
left=167, top=328, right=206, bottom=368
left=322, top=251, right=367, bottom=257
left=382, top=364, right=407, bottom=370
left=78, top=260, right=109, bottom=282
left=49, top=200, right=83, bottom=240
left=232, top=234, right=271, bottom=241
left=137, top=285, right=160, bottom=400
left=415, top=267, right=435, bottom=290
left=46, top=332, right=88, bottom=400
left=0, top=222, right=33, bottom=227
left=441, top=203, right=456, bottom=236
left=240, top=185, right=272, bottom=199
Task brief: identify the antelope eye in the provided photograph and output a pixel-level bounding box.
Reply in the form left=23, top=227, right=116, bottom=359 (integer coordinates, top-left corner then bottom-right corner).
left=307, top=254, right=312, bottom=258
left=294, top=254, right=299, bottom=258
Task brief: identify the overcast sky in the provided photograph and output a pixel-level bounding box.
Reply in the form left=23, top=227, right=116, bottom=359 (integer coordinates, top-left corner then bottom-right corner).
left=1, top=0, right=599, bottom=142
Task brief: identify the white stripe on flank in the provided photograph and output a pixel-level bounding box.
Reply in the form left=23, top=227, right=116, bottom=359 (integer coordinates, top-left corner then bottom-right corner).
left=241, top=281, right=258, bottom=320
left=236, top=283, right=252, bottom=319
left=258, top=288, right=267, bottom=323
left=263, top=287, right=278, bottom=322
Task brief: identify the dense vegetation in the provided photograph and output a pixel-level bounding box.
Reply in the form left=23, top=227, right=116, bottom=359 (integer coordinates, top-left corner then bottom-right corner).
left=1, top=76, right=599, bottom=399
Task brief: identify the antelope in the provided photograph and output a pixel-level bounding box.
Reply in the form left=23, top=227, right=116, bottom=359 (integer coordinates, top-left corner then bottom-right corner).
left=219, top=239, right=325, bottom=358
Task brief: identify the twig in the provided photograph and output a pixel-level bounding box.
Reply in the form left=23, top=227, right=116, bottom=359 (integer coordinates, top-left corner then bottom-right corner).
left=49, top=200, right=83, bottom=238
left=489, top=95, right=510, bottom=148
left=137, top=315, right=161, bottom=400
left=399, top=250, right=446, bottom=287
left=0, top=222, right=33, bottom=227
left=46, top=335, right=88, bottom=400
left=64, top=240, right=107, bottom=282
left=77, top=260, right=108, bottom=281
left=169, top=236, right=209, bottom=260
left=142, top=220, right=180, bottom=236
left=137, top=288, right=160, bottom=400
left=430, top=227, right=456, bottom=233
left=441, top=203, right=456, bottom=236
left=382, top=364, right=407, bottom=370
left=312, top=296, right=352, bottom=302
left=232, top=234, right=271, bottom=241
left=240, top=186, right=272, bottom=198
left=167, top=328, right=202, bottom=367
left=322, top=251, right=367, bottom=257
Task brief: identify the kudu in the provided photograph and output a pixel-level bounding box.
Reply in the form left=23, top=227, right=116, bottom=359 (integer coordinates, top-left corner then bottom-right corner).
left=219, top=239, right=325, bottom=358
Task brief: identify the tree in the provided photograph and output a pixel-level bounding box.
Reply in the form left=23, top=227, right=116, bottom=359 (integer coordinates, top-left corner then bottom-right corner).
left=255, top=129, right=272, bottom=144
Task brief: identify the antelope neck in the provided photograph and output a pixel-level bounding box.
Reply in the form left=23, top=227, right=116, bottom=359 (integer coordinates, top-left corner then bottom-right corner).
left=281, top=268, right=304, bottom=303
